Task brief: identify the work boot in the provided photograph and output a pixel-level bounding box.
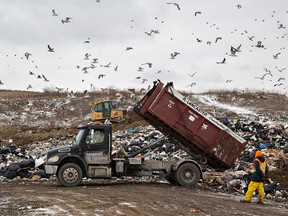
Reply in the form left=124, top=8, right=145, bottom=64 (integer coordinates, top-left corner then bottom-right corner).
left=257, top=201, right=264, bottom=204
left=240, top=199, right=251, bottom=203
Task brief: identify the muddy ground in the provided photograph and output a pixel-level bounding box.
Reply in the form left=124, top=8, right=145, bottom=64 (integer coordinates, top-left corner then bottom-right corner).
left=1, top=179, right=287, bottom=216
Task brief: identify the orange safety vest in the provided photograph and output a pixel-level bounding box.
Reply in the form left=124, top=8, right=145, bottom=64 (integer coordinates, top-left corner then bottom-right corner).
left=252, top=158, right=267, bottom=175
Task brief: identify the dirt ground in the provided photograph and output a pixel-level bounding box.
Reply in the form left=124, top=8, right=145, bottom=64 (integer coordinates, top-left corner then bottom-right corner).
left=1, top=179, right=287, bottom=216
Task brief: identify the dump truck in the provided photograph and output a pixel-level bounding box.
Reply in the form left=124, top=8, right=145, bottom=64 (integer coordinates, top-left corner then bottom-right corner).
left=45, top=80, right=247, bottom=187
left=91, top=100, right=126, bottom=123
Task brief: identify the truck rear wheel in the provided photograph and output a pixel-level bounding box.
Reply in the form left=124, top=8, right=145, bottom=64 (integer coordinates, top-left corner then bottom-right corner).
left=175, top=163, right=200, bottom=186
left=58, top=163, right=83, bottom=187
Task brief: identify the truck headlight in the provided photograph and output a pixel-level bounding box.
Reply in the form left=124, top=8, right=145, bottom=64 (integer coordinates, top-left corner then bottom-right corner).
left=47, top=155, right=59, bottom=163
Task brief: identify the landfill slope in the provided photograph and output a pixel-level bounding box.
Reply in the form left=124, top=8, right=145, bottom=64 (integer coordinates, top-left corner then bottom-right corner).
left=0, top=89, right=288, bottom=215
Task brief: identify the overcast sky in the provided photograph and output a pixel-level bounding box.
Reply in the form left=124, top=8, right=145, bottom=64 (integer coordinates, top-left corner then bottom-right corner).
left=0, top=0, right=287, bottom=94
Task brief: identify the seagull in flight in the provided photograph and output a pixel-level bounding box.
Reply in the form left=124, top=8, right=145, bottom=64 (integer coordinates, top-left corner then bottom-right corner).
left=215, top=37, right=222, bottom=43
left=29, top=71, right=34, bottom=75
left=126, top=47, right=133, bottom=51
left=42, top=75, right=49, bottom=82
left=186, top=82, right=196, bottom=87
left=27, top=84, right=32, bottom=90
left=142, top=62, right=152, bottom=68
left=61, top=17, right=72, bottom=24
left=47, top=45, right=55, bottom=52
left=216, top=58, right=226, bottom=64
left=24, top=52, right=32, bottom=60
left=170, top=52, right=180, bottom=59
left=137, top=67, right=144, bottom=72
left=166, top=2, right=180, bottom=11
left=98, top=74, right=105, bottom=79
left=273, top=52, right=281, bottom=59
left=195, top=11, right=201, bottom=16
left=0, top=80, right=3, bottom=85
left=52, top=9, right=59, bottom=16
left=101, top=62, right=111, bottom=68
left=188, top=72, right=196, bottom=78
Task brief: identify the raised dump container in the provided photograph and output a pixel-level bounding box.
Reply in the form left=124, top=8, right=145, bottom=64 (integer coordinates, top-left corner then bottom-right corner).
left=134, top=81, right=247, bottom=170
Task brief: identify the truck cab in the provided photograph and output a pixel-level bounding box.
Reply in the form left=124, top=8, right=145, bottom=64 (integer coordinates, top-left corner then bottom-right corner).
left=45, top=124, right=113, bottom=186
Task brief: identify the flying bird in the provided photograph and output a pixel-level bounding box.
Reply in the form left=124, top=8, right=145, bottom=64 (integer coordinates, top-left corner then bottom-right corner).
left=24, top=52, right=32, bottom=60
left=101, top=62, right=111, bottom=68
left=255, top=41, right=264, bottom=48
left=170, top=52, right=180, bottom=59
left=166, top=2, right=180, bottom=11
left=137, top=67, right=144, bottom=72
left=188, top=72, right=196, bottom=78
left=47, top=45, right=55, bottom=52
left=273, top=52, right=281, bottom=59
left=126, top=47, right=133, bottom=51
left=98, top=74, right=105, bottom=79
left=142, top=78, right=148, bottom=83
left=195, top=11, right=201, bottom=16
left=216, top=58, right=226, bottom=64
left=52, top=9, right=59, bottom=16
left=186, top=82, right=196, bottom=87
left=61, top=17, right=72, bottom=24
left=29, top=71, right=34, bottom=75
left=114, top=66, right=118, bottom=71
left=142, top=62, right=152, bottom=68
left=248, top=36, right=255, bottom=41
left=215, top=37, right=222, bottom=43
left=91, top=58, right=99, bottom=64
left=0, top=80, right=3, bottom=85
left=230, top=44, right=241, bottom=56
left=42, top=75, right=49, bottom=82
left=84, top=53, right=91, bottom=60
left=27, top=84, right=32, bottom=90
left=236, top=4, right=242, bottom=9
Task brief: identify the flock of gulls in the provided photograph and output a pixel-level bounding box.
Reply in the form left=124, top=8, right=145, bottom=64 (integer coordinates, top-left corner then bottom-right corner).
left=0, top=1, right=287, bottom=93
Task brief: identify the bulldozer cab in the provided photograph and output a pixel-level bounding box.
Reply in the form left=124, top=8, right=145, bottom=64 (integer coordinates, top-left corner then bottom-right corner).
left=91, top=100, right=125, bottom=122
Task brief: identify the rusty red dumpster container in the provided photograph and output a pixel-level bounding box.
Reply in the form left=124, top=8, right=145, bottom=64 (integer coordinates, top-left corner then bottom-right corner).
left=134, top=81, right=247, bottom=170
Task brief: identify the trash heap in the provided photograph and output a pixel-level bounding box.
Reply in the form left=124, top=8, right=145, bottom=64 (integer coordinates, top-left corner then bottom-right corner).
left=0, top=116, right=287, bottom=201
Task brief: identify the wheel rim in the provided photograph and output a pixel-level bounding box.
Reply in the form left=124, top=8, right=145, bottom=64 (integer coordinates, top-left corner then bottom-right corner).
left=182, top=169, right=194, bottom=182
left=63, top=167, right=79, bottom=183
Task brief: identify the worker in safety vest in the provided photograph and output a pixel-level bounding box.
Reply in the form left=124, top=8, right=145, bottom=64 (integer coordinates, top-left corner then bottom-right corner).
left=240, top=150, right=268, bottom=204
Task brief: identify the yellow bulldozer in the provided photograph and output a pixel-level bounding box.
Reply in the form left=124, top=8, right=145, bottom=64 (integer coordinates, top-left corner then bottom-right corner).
left=90, top=100, right=126, bottom=123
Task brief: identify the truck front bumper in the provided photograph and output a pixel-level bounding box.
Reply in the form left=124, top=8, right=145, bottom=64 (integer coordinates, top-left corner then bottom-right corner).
left=45, top=165, right=58, bottom=175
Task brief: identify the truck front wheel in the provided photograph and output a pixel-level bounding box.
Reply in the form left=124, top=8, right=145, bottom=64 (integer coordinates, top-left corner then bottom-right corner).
left=175, top=163, right=200, bottom=186
left=57, top=163, right=83, bottom=187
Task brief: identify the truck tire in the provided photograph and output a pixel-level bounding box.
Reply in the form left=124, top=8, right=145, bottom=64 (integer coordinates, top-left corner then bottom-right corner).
left=175, top=163, right=200, bottom=186
left=57, top=163, right=83, bottom=187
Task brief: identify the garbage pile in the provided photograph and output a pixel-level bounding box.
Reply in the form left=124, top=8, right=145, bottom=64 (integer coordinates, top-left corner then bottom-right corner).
left=0, top=116, right=287, bottom=201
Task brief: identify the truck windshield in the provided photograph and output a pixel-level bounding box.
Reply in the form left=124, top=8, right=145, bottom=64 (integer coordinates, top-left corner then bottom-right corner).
left=74, top=129, right=85, bottom=146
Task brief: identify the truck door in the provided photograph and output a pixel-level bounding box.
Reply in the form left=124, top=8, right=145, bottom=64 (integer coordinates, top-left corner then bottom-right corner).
left=84, top=128, right=111, bottom=165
